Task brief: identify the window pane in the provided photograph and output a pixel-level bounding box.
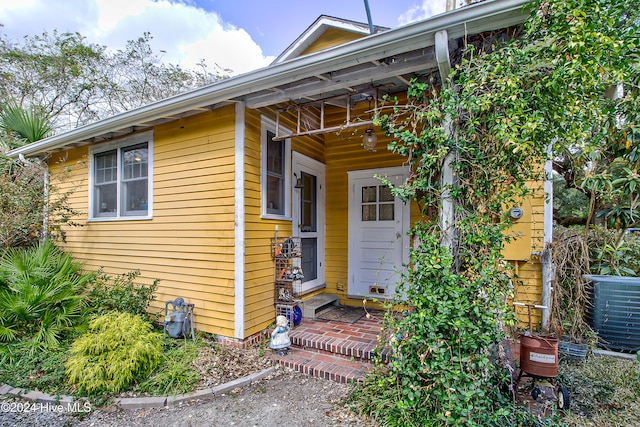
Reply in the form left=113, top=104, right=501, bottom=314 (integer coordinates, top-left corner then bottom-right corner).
left=379, top=185, right=394, bottom=202
left=362, top=186, right=377, bottom=203
left=123, top=144, right=148, bottom=180
left=267, top=134, right=283, bottom=175
left=267, top=175, right=283, bottom=214
left=95, top=183, right=117, bottom=217
left=362, top=205, right=376, bottom=221
left=123, top=179, right=148, bottom=216
left=379, top=203, right=395, bottom=221
left=266, top=131, right=285, bottom=215
left=95, top=151, right=116, bottom=184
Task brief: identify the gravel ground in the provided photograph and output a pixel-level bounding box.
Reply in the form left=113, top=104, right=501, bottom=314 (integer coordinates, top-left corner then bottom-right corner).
left=0, top=367, right=376, bottom=427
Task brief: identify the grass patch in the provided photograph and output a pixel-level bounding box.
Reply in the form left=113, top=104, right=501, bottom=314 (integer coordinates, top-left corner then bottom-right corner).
left=137, top=339, right=201, bottom=395
left=559, top=355, right=640, bottom=426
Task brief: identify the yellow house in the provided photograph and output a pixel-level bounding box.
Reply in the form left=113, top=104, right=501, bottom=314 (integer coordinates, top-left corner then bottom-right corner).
left=9, top=0, right=547, bottom=343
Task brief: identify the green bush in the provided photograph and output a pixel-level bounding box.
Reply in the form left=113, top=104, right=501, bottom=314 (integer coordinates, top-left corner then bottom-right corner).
left=84, top=269, right=158, bottom=320
left=0, top=241, right=94, bottom=357
left=65, top=312, right=163, bottom=395
left=587, top=227, right=640, bottom=276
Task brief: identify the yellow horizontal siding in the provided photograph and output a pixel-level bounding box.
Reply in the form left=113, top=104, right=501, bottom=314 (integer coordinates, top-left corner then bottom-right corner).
left=49, top=105, right=238, bottom=337
left=513, top=260, right=543, bottom=327
left=300, top=27, right=366, bottom=56
left=243, top=109, right=299, bottom=337
left=323, top=101, right=409, bottom=308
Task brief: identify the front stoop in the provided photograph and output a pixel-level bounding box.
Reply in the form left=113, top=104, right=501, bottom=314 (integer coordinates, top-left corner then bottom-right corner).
left=272, top=313, right=386, bottom=383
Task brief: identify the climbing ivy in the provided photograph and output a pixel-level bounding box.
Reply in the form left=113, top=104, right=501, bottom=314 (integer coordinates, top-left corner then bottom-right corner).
left=355, top=0, right=639, bottom=425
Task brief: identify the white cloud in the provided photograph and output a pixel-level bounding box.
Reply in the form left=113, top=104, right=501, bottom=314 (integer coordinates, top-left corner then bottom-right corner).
left=0, top=0, right=274, bottom=75
left=397, top=0, right=465, bottom=26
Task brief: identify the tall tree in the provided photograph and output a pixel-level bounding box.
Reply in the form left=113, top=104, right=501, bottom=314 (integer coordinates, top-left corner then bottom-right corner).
left=0, top=30, right=228, bottom=132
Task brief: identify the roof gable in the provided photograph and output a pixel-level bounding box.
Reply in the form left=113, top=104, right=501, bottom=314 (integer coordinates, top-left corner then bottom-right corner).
left=273, top=15, right=388, bottom=64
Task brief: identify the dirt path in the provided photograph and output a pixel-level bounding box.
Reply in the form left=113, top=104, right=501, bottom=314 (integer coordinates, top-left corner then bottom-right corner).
left=1, top=368, right=376, bottom=427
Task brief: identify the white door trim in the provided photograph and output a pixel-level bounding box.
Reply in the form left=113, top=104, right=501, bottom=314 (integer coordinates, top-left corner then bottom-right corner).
left=292, top=152, right=326, bottom=293
left=347, top=166, right=410, bottom=299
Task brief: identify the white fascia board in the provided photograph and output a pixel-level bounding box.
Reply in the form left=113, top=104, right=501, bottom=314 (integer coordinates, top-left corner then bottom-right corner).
left=8, top=0, right=530, bottom=159
left=274, top=16, right=374, bottom=64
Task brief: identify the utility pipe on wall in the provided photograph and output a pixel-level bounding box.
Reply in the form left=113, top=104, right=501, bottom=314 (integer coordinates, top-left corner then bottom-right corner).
left=363, top=0, right=375, bottom=35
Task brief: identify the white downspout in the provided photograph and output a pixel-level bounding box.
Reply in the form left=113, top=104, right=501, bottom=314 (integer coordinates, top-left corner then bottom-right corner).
left=42, top=160, right=49, bottom=241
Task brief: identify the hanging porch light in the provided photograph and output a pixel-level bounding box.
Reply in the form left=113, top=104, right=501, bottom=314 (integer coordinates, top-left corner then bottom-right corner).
left=362, top=128, right=378, bottom=151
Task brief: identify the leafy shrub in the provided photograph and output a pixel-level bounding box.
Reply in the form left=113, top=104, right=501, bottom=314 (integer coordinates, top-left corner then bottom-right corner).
left=587, top=227, right=640, bottom=276
left=0, top=241, right=94, bottom=357
left=65, top=312, right=163, bottom=394
left=84, top=269, right=158, bottom=320
left=355, top=223, right=518, bottom=426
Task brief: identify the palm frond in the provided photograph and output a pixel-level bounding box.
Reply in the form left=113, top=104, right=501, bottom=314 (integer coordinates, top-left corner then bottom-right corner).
left=0, top=103, right=53, bottom=147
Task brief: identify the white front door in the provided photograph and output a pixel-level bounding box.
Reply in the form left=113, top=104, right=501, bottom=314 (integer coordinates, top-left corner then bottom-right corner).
left=292, top=152, right=325, bottom=293
left=348, top=167, right=409, bottom=299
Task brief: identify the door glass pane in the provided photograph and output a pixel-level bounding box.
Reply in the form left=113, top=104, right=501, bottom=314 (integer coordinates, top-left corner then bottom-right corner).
left=300, top=172, right=316, bottom=232
left=362, top=204, right=376, bottom=221
left=301, top=238, right=317, bottom=283
left=379, top=203, right=395, bottom=221
left=362, top=186, right=377, bottom=203
left=379, top=185, right=394, bottom=202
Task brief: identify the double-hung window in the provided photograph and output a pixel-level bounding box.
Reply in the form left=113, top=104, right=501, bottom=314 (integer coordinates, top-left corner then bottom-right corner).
left=261, top=117, right=290, bottom=218
left=90, top=132, right=153, bottom=220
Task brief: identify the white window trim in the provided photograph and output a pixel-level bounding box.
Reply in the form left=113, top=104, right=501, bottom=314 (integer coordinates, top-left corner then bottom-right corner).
left=88, top=130, right=154, bottom=222
left=260, top=116, right=291, bottom=220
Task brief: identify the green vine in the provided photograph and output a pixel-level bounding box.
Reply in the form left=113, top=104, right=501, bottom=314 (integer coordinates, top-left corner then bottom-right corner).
left=354, top=0, right=638, bottom=425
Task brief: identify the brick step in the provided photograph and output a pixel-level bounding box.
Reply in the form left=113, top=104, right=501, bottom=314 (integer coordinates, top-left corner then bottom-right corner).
left=272, top=348, right=372, bottom=383
left=288, top=317, right=387, bottom=362
left=289, top=330, right=379, bottom=361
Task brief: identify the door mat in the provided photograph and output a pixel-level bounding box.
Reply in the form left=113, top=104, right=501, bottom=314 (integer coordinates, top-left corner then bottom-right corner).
left=315, top=305, right=366, bottom=323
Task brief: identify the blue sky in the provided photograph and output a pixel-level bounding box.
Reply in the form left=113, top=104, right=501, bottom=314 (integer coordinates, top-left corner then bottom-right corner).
left=203, top=0, right=447, bottom=57
left=0, top=0, right=452, bottom=75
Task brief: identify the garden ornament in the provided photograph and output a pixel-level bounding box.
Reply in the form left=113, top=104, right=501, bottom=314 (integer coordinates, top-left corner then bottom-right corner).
left=270, top=315, right=291, bottom=355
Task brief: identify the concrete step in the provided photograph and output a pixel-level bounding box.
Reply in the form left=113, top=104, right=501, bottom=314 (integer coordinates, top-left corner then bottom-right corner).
left=272, top=348, right=372, bottom=384
left=302, top=294, right=338, bottom=318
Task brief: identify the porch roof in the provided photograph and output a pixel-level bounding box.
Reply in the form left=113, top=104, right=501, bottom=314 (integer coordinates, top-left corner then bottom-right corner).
left=8, top=0, right=531, bottom=159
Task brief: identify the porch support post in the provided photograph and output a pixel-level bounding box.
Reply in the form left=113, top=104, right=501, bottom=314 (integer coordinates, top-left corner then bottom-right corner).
left=435, top=30, right=455, bottom=252
left=541, top=141, right=554, bottom=330
left=234, top=102, right=246, bottom=339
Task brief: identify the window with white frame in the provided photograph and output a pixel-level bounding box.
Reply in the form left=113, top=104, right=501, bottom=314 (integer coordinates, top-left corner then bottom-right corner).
left=90, top=132, right=152, bottom=220
left=261, top=118, right=290, bottom=218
